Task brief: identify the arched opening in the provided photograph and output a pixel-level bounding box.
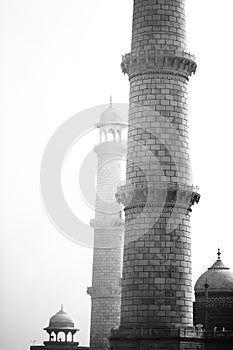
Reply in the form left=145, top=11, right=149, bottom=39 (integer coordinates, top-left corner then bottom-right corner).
left=67, top=331, right=73, bottom=342
left=50, top=332, right=55, bottom=342
left=57, top=331, right=65, bottom=342
left=108, top=130, right=114, bottom=141
left=117, top=130, right=121, bottom=141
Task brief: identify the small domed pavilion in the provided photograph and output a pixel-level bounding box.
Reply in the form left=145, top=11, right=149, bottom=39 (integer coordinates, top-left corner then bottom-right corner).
left=44, top=305, right=79, bottom=343
left=30, top=306, right=89, bottom=350
left=96, top=97, right=127, bottom=143
left=193, top=249, right=233, bottom=330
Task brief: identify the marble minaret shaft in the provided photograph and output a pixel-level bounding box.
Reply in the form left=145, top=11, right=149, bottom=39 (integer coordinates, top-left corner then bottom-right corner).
left=110, top=0, right=201, bottom=349
left=87, top=104, right=127, bottom=350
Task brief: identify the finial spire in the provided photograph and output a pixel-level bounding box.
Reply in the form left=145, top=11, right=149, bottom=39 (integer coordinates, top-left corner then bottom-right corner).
left=61, top=304, right=64, bottom=312
left=217, top=248, right=221, bottom=260
left=110, top=95, right=112, bottom=108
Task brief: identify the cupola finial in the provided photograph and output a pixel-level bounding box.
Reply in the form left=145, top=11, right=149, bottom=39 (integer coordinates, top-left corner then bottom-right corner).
left=110, top=95, right=113, bottom=108
left=217, top=248, right=221, bottom=260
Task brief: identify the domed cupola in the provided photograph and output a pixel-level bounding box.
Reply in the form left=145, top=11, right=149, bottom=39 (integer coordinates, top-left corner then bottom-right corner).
left=99, top=103, right=122, bottom=124
left=193, top=250, right=233, bottom=330
left=46, top=305, right=76, bottom=329
left=43, top=305, right=79, bottom=345
left=96, top=97, right=127, bottom=143
left=194, top=249, right=233, bottom=294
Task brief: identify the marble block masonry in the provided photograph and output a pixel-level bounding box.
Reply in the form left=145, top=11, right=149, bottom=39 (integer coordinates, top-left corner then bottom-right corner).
left=110, top=0, right=202, bottom=349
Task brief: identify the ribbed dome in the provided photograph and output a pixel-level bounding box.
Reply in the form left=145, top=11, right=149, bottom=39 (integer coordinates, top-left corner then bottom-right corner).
left=194, top=251, right=233, bottom=293
left=45, top=306, right=76, bottom=330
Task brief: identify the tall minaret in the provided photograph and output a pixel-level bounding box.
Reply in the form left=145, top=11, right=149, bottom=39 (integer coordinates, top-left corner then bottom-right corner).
left=87, top=100, right=127, bottom=350
left=110, top=1, right=202, bottom=349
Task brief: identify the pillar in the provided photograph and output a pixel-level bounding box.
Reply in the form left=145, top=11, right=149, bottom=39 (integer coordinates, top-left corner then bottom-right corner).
left=110, top=1, right=203, bottom=349
left=87, top=125, right=127, bottom=349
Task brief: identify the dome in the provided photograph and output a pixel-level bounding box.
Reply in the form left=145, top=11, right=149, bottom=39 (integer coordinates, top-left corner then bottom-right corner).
left=194, top=250, right=233, bottom=293
left=45, top=305, right=77, bottom=330
left=99, top=98, right=122, bottom=124
left=100, top=106, right=122, bottom=123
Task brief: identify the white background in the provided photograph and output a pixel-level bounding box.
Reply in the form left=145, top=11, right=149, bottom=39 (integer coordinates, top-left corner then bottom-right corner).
left=1, top=1, right=233, bottom=349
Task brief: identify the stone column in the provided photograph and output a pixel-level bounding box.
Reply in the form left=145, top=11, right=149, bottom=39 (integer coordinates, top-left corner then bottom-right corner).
left=110, top=1, right=203, bottom=349
left=88, top=126, right=127, bottom=350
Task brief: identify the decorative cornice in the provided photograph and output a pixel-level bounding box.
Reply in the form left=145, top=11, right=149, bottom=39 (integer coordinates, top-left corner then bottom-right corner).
left=96, top=121, right=127, bottom=129
left=130, top=69, right=189, bottom=80
left=115, top=182, right=200, bottom=212
left=90, top=218, right=124, bottom=229
left=130, top=73, right=188, bottom=83
left=94, top=141, right=127, bottom=156
left=121, top=51, right=197, bottom=80
left=87, top=286, right=121, bottom=299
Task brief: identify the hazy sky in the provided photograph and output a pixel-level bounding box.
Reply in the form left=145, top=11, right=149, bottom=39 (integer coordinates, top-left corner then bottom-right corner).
left=1, top=1, right=233, bottom=349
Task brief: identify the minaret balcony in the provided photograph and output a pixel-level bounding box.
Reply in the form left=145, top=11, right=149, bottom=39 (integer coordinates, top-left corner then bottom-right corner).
left=121, top=50, right=197, bottom=79
left=87, top=286, right=121, bottom=299
left=115, top=182, right=200, bottom=212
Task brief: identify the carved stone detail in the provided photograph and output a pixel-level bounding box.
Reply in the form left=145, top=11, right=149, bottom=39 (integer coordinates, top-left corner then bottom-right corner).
left=121, top=51, right=197, bottom=80
left=115, top=182, right=200, bottom=212
left=87, top=286, right=121, bottom=299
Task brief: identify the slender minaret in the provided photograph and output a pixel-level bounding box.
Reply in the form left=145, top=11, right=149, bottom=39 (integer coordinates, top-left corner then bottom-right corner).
left=110, top=1, right=202, bottom=349
left=87, top=100, right=127, bottom=350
